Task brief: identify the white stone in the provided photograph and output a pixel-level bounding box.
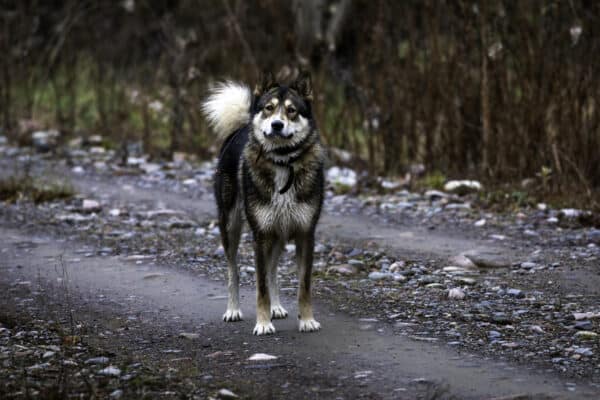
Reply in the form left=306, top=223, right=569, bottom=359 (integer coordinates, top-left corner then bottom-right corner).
left=448, top=254, right=477, bottom=269
left=82, top=199, right=101, bottom=212
left=217, top=389, right=239, bottom=399
left=149, top=100, right=164, bottom=112
left=314, top=243, right=327, bottom=253
left=42, top=351, right=55, bottom=358
left=127, top=156, right=146, bottom=166
left=93, top=161, right=108, bottom=170
left=57, top=213, right=95, bottom=223
left=32, top=130, right=60, bottom=150
left=140, top=162, right=161, bottom=174
left=573, top=312, right=600, bottom=320
left=443, top=180, right=482, bottom=195
left=88, top=135, right=103, bottom=145
left=326, top=166, right=357, bottom=188
left=443, top=266, right=468, bottom=273
left=89, top=146, right=106, bottom=155
left=380, top=179, right=402, bottom=190
left=424, top=190, right=448, bottom=200
left=574, top=331, right=599, bottom=340
left=179, top=332, right=200, bottom=340
left=489, top=234, right=507, bottom=241
left=98, top=366, right=121, bottom=376
left=448, top=288, right=466, bottom=299
left=327, top=264, right=359, bottom=275
left=389, top=261, right=405, bottom=273
left=445, top=203, right=471, bottom=210
left=368, top=271, right=393, bottom=281
left=144, top=209, right=183, bottom=218
left=354, top=370, right=373, bottom=379
left=248, top=353, right=278, bottom=361
left=560, top=208, right=581, bottom=218
left=530, top=325, right=545, bottom=334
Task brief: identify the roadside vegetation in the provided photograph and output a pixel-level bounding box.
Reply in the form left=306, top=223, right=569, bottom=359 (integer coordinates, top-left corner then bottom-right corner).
left=0, top=1, right=599, bottom=210
left=0, top=175, right=74, bottom=204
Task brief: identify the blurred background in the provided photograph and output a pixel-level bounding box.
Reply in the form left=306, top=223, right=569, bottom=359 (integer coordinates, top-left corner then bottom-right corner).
left=1, top=0, right=599, bottom=206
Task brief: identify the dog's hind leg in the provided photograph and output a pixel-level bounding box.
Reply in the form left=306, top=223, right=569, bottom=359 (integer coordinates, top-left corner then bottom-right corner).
left=221, top=205, right=243, bottom=322
left=267, top=239, right=288, bottom=319
left=253, top=234, right=276, bottom=335
left=296, top=231, right=321, bottom=332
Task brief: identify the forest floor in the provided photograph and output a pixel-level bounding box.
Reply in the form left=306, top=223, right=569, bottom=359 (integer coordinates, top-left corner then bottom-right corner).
left=1, top=141, right=599, bottom=399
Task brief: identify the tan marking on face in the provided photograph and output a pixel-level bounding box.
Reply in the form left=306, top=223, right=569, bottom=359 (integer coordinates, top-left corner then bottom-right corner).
left=262, top=98, right=279, bottom=115
left=283, top=98, right=298, bottom=120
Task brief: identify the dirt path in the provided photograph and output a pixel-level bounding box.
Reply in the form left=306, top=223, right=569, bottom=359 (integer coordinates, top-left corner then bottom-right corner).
left=1, top=227, right=595, bottom=399
left=70, top=174, right=510, bottom=262
left=2, top=162, right=599, bottom=398
left=2, top=158, right=600, bottom=398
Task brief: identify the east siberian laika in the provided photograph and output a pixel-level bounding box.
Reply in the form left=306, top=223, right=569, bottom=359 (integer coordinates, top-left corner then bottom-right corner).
left=202, top=72, right=325, bottom=335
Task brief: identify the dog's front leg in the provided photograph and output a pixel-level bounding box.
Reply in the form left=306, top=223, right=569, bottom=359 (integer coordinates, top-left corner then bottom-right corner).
left=253, top=234, right=276, bottom=335
left=296, top=231, right=321, bottom=332
left=267, top=239, right=288, bottom=319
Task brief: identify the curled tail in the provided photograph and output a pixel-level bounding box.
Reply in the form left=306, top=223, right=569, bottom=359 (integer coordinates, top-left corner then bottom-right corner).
left=202, top=81, right=252, bottom=139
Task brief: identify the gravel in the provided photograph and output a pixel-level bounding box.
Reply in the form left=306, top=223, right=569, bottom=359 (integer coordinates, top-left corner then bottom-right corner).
left=1, top=141, right=599, bottom=387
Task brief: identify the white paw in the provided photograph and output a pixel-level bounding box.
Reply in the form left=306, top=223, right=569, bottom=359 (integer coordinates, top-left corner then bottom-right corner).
left=299, top=318, right=321, bottom=332
left=271, top=305, right=288, bottom=319
left=223, top=309, right=243, bottom=322
left=253, top=321, right=276, bottom=335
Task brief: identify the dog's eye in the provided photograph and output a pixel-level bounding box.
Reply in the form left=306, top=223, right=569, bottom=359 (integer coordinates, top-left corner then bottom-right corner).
left=286, top=106, right=296, bottom=114
left=264, top=104, right=274, bottom=112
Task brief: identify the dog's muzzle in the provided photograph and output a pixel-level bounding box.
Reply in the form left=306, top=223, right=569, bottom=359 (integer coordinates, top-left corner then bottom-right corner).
left=264, top=120, right=293, bottom=139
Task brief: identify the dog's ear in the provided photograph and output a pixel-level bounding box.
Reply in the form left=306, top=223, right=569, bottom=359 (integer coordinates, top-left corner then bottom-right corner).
left=291, top=71, right=313, bottom=101
left=254, top=71, right=277, bottom=96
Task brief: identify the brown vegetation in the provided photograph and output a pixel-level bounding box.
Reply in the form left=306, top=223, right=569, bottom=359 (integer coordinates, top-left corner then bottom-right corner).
left=0, top=1, right=598, bottom=203
left=0, top=175, right=74, bottom=204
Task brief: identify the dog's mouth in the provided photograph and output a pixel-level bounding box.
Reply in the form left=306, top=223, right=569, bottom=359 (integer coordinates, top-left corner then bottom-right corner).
left=263, top=130, right=294, bottom=140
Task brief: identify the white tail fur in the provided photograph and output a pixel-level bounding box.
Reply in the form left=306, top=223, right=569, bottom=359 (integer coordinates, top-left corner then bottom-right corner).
left=202, top=81, right=252, bottom=139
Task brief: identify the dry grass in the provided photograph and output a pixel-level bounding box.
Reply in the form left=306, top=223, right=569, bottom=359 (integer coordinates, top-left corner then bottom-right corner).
left=0, top=175, right=74, bottom=204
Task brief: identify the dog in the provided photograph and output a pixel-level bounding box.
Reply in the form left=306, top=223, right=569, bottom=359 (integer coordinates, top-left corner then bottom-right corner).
left=202, top=72, right=325, bottom=335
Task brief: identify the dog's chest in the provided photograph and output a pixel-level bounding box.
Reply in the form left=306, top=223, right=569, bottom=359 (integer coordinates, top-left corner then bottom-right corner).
left=253, top=167, right=313, bottom=235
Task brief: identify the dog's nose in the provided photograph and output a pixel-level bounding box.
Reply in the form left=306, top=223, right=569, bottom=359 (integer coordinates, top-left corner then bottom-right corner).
left=271, top=120, right=284, bottom=131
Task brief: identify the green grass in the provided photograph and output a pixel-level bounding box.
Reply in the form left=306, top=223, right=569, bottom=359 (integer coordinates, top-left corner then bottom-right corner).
left=414, top=171, right=447, bottom=191
left=11, top=57, right=182, bottom=156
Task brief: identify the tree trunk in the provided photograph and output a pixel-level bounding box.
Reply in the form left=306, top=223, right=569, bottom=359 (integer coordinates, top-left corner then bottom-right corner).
left=170, top=83, right=183, bottom=156
left=479, top=5, right=491, bottom=175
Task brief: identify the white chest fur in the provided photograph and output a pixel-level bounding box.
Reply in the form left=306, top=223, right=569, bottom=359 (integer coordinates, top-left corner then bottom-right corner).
left=254, top=166, right=313, bottom=237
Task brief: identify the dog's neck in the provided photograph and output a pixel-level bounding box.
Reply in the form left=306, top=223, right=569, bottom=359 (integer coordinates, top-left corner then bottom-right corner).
left=251, top=130, right=310, bottom=162
left=253, top=147, right=298, bottom=195
left=248, top=132, right=318, bottom=194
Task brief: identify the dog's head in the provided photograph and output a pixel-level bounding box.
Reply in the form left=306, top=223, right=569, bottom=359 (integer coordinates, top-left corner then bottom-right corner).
left=251, top=72, right=315, bottom=152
